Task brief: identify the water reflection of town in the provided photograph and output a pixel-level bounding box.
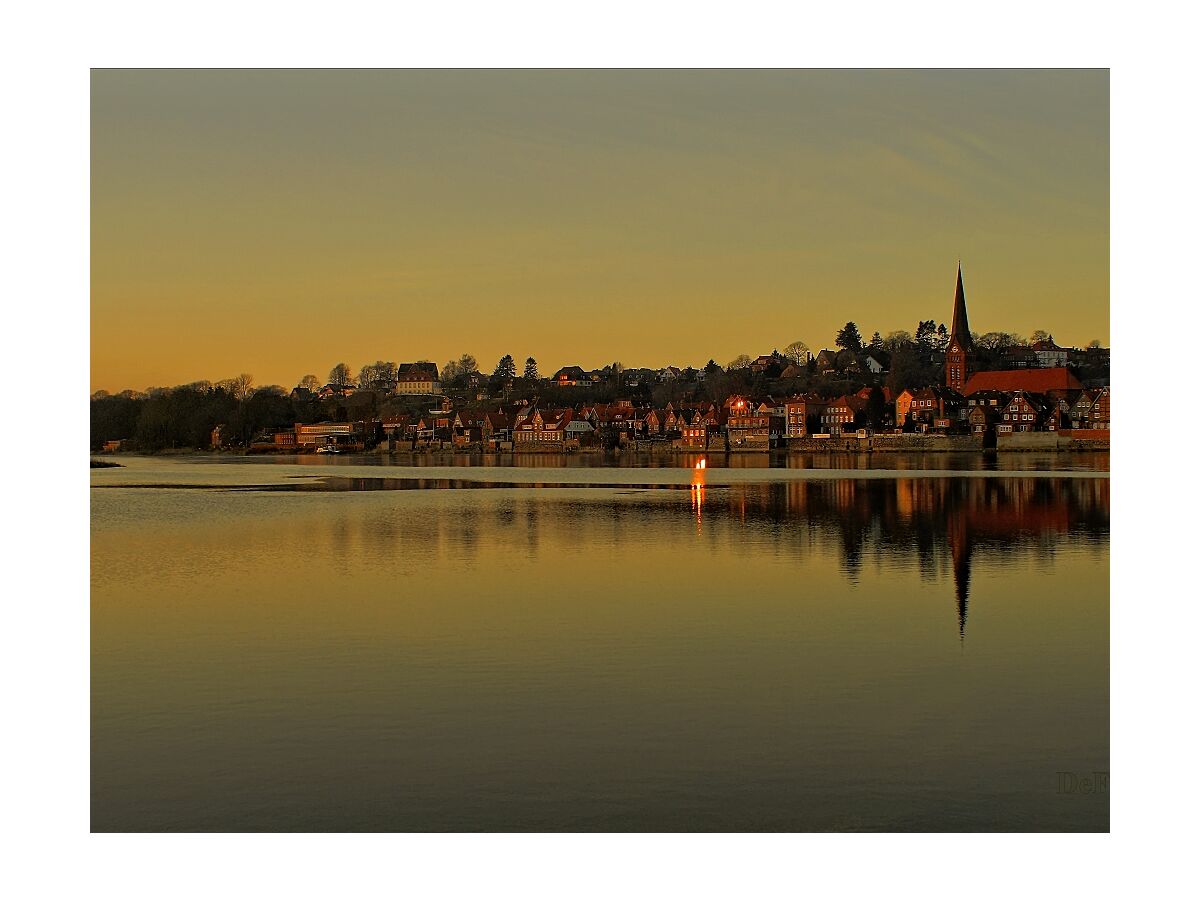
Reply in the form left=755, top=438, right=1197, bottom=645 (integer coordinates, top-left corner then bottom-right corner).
left=688, top=470, right=1109, bottom=637
left=279, top=450, right=1110, bottom=473
left=311, top=472, right=1107, bottom=641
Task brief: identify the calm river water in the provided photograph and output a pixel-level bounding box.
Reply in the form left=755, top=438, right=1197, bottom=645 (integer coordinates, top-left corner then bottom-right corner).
left=91, top=453, right=1109, bottom=831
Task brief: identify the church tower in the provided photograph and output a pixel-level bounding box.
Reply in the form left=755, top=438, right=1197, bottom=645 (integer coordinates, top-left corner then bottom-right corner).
left=944, top=263, right=974, bottom=392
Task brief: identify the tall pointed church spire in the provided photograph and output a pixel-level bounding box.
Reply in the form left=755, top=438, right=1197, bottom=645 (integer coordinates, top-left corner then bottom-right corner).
left=950, top=263, right=972, bottom=350
left=944, top=263, right=975, bottom=392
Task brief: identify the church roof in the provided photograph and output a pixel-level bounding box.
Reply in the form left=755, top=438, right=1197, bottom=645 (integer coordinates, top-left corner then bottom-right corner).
left=961, top=367, right=1083, bottom=396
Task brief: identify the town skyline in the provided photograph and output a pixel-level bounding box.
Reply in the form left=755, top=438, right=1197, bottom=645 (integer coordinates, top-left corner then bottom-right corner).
left=92, top=70, right=1109, bottom=393
left=90, top=313, right=1104, bottom=397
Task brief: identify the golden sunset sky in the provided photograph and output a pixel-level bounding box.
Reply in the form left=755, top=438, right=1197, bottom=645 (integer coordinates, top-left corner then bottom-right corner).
left=91, top=69, right=1108, bottom=392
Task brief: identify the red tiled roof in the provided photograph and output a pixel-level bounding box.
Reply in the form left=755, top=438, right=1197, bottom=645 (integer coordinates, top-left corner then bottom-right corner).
left=961, top=368, right=1083, bottom=396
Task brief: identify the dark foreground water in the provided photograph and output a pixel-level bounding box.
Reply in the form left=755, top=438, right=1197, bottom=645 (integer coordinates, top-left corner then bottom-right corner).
left=91, top=455, right=1109, bottom=831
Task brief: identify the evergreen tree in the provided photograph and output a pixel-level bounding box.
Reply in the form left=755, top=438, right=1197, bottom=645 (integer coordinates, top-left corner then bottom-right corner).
left=835, top=322, right=863, bottom=352
left=915, top=320, right=937, bottom=352
left=935, top=323, right=949, bottom=351
left=493, top=354, right=517, bottom=379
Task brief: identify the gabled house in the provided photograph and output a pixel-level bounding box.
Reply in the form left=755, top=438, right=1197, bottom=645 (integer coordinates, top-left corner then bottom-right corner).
left=862, top=350, right=890, bottom=376
left=318, top=383, right=355, bottom=399
left=675, top=418, right=714, bottom=448
left=966, top=390, right=1009, bottom=412
left=727, top=408, right=777, bottom=447
left=968, top=404, right=1000, bottom=435
left=998, top=391, right=1049, bottom=433
left=1085, top=386, right=1110, bottom=430
left=413, top=416, right=435, bottom=443
left=820, top=395, right=867, bottom=435
left=643, top=409, right=663, bottom=436
left=553, top=366, right=588, bottom=387
left=1044, top=388, right=1081, bottom=421
left=907, top=386, right=964, bottom=431
left=662, top=407, right=685, bottom=433
left=513, top=407, right=574, bottom=444
left=482, top=411, right=513, bottom=444
left=778, top=363, right=807, bottom=380
left=395, top=362, right=441, bottom=395
left=783, top=395, right=825, bottom=438
left=694, top=404, right=721, bottom=428
left=565, top=419, right=595, bottom=441
left=813, top=349, right=839, bottom=375
left=1069, top=390, right=1097, bottom=428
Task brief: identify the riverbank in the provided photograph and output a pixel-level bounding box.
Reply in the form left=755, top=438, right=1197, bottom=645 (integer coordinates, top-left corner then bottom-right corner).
left=101, top=438, right=1109, bottom=462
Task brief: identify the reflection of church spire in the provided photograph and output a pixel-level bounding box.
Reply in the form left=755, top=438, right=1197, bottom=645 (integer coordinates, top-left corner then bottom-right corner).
left=953, top=540, right=971, bottom=640
left=947, top=512, right=972, bottom=641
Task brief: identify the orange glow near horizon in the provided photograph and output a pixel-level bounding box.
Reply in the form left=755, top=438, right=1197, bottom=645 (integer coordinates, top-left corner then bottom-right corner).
left=91, top=70, right=1109, bottom=393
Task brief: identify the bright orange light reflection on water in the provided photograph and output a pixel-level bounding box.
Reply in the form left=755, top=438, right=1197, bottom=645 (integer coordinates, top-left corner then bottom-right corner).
left=691, top=462, right=706, bottom=529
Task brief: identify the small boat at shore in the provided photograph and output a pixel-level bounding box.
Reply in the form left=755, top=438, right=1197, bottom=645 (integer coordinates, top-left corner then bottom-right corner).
left=316, top=444, right=340, bottom=454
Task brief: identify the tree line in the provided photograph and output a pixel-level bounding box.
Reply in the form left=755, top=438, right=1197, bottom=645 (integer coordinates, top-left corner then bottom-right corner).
left=91, top=377, right=325, bottom=452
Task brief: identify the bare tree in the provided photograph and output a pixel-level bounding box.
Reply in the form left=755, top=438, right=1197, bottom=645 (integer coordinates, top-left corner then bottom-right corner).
left=976, top=332, right=1013, bottom=351
left=783, top=341, right=811, bottom=365
left=726, top=354, right=752, bottom=370
left=329, top=363, right=352, bottom=387
left=231, top=373, right=254, bottom=402
left=300, top=374, right=320, bottom=392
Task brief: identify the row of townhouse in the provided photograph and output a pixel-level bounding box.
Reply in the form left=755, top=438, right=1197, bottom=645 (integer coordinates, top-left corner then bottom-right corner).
left=894, top=376, right=1111, bottom=435
left=266, top=378, right=1109, bottom=452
